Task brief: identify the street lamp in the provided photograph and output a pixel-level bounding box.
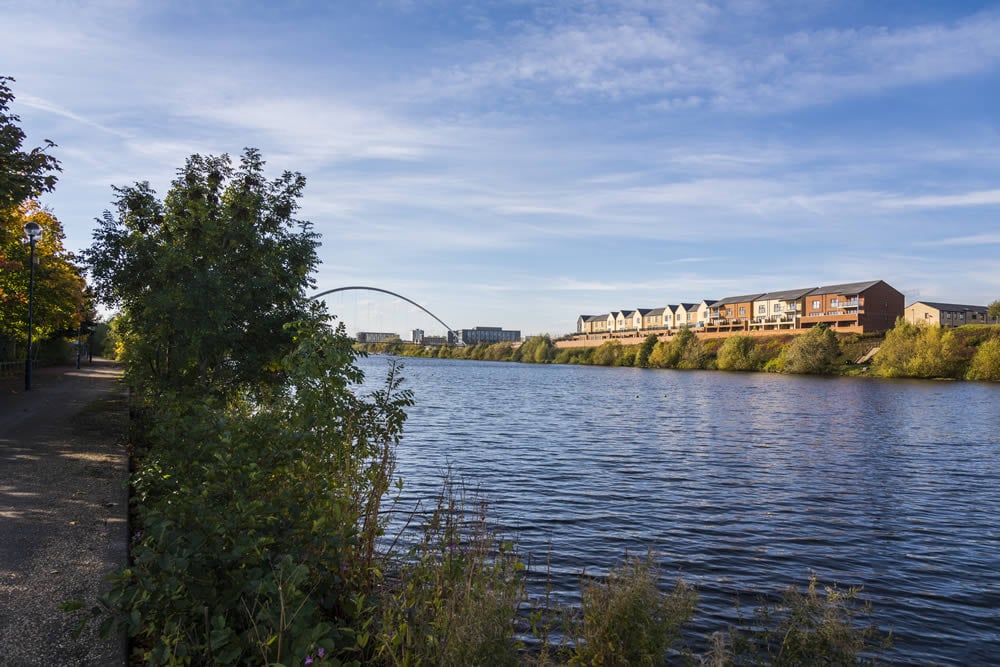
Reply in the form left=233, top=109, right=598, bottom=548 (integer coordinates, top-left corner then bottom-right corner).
left=23, top=221, right=42, bottom=391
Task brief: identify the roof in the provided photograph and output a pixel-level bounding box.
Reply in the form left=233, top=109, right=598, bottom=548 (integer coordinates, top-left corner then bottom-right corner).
left=646, top=307, right=666, bottom=316
left=908, top=301, right=988, bottom=313
left=811, top=280, right=883, bottom=295
left=634, top=308, right=653, bottom=316
left=677, top=302, right=698, bottom=311
left=584, top=314, right=609, bottom=322
left=713, top=293, right=765, bottom=306
left=758, top=287, right=817, bottom=301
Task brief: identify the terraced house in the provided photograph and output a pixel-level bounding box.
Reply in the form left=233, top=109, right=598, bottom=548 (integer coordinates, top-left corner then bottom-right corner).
left=575, top=279, right=906, bottom=337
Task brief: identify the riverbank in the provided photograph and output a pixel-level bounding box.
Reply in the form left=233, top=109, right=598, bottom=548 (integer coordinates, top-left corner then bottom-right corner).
left=0, top=360, right=128, bottom=666
left=357, top=321, right=1000, bottom=381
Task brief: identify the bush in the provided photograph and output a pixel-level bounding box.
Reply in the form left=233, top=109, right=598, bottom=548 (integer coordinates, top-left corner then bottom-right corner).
left=779, top=326, right=839, bottom=374
left=96, top=320, right=412, bottom=665
left=591, top=340, right=623, bottom=366
left=716, top=335, right=760, bottom=371
left=570, top=553, right=697, bottom=666
left=376, top=478, right=524, bottom=666
left=517, top=335, right=555, bottom=364
left=707, top=575, right=891, bottom=666
left=967, top=337, right=1000, bottom=381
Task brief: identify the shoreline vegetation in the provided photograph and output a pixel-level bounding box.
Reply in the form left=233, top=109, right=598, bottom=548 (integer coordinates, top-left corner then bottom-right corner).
left=357, top=320, right=1000, bottom=382
left=79, top=148, right=894, bottom=665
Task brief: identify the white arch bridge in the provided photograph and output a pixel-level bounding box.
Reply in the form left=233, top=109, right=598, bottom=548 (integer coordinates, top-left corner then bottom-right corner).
left=309, top=286, right=463, bottom=345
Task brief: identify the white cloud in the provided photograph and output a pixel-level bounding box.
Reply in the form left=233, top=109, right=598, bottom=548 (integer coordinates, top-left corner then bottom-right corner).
left=882, top=189, right=1000, bottom=209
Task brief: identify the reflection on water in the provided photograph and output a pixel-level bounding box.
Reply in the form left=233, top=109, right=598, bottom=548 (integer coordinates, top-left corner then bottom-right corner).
left=357, top=356, right=1000, bottom=664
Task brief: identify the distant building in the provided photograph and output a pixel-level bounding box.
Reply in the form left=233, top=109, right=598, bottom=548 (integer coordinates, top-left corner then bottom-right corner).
left=356, top=332, right=400, bottom=343
left=905, top=302, right=999, bottom=327
left=460, top=326, right=521, bottom=345
left=421, top=335, right=449, bottom=346
left=411, top=328, right=425, bottom=343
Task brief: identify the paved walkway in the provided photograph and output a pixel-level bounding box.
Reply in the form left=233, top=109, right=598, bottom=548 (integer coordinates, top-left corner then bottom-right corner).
left=0, top=360, right=128, bottom=666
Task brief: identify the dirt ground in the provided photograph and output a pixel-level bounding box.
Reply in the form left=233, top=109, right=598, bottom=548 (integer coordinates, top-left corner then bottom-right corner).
left=0, top=360, right=128, bottom=666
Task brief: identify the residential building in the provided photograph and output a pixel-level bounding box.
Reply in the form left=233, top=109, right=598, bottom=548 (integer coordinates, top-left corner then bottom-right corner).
left=708, top=294, right=764, bottom=329
left=750, top=287, right=814, bottom=331
left=642, top=307, right=667, bottom=330
left=905, top=302, right=999, bottom=327
left=801, top=280, right=903, bottom=332
left=461, top=326, right=521, bottom=345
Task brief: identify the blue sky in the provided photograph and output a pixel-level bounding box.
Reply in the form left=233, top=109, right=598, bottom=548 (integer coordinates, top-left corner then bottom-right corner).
left=3, top=0, right=999, bottom=337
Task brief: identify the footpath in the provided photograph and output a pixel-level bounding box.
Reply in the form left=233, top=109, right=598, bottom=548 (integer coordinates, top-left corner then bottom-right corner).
left=0, top=360, right=127, bottom=666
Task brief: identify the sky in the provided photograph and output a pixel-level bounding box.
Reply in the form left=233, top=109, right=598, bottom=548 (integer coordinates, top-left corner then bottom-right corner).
left=3, top=0, right=999, bottom=337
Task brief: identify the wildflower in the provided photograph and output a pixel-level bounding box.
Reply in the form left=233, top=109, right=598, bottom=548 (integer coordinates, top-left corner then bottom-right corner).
left=304, top=656, right=313, bottom=665
left=317, top=647, right=325, bottom=658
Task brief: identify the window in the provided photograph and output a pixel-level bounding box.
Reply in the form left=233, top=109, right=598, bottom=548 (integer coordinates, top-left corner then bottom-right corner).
left=739, top=307, right=746, bottom=315
left=831, top=298, right=839, bottom=306
left=774, top=303, right=782, bottom=312
left=758, top=305, right=766, bottom=314
left=812, top=300, right=821, bottom=309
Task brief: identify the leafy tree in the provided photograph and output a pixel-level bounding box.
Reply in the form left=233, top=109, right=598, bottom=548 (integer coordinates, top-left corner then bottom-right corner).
left=84, top=149, right=320, bottom=398
left=0, top=76, right=61, bottom=212
left=871, top=318, right=919, bottom=377
left=988, top=300, right=1000, bottom=322
left=0, top=200, right=87, bottom=354
left=780, top=325, right=839, bottom=374
left=591, top=340, right=623, bottom=366
left=966, top=337, right=1000, bottom=381
left=716, top=335, right=759, bottom=371
left=908, top=325, right=963, bottom=378
left=515, top=334, right=555, bottom=363
left=637, top=333, right=658, bottom=368
left=673, top=327, right=706, bottom=369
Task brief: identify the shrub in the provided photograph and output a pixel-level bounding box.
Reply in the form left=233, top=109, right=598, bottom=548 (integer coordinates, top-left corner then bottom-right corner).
left=570, top=553, right=697, bottom=666
left=967, top=337, right=1000, bottom=381
left=707, top=575, right=891, bottom=666
left=591, top=340, right=623, bottom=366
left=779, top=326, right=839, bottom=374
left=872, top=319, right=919, bottom=377
left=637, top=334, right=659, bottom=368
left=716, top=335, right=760, bottom=371
left=376, top=478, right=524, bottom=666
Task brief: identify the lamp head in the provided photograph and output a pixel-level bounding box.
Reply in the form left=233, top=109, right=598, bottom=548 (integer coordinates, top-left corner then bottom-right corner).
left=23, top=221, right=43, bottom=243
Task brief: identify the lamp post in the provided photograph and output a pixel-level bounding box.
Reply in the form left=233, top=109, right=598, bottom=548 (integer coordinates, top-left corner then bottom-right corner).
left=23, top=221, right=43, bottom=391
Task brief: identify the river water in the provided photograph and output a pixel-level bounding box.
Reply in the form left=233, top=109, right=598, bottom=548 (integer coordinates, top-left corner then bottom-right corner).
left=357, top=355, right=1000, bottom=664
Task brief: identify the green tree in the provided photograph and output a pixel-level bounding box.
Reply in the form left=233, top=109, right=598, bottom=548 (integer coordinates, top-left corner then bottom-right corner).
left=988, top=300, right=1000, bottom=322
left=0, top=76, right=60, bottom=212
left=673, top=327, right=706, bottom=369
left=0, top=201, right=88, bottom=354
left=872, top=318, right=919, bottom=377
left=515, top=334, right=555, bottom=363
left=84, top=149, right=320, bottom=398
left=637, top=333, right=658, bottom=368
left=780, top=325, right=839, bottom=374
left=591, top=340, right=623, bottom=366
left=908, top=325, right=963, bottom=378
left=966, top=337, right=1000, bottom=381
left=716, top=335, right=759, bottom=371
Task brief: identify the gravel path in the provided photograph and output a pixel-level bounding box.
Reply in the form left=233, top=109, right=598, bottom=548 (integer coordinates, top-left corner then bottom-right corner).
left=0, top=360, right=128, bottom=666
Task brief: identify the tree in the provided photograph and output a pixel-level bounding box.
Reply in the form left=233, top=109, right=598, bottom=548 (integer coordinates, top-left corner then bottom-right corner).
left=84, top=149, right=321, bottom=398
left=716, top=335, right=759, bottom=371
left=966, top=337, right=1000, bottom=381
left=637, top=333, right=658, bottom=368
left=0, top=200, right=88, bottom=355
left=0, top=76, right=61, bottom=213
left=988, top=300, right=1000, bottom=322
left=780, top=325, right=839, bottom=374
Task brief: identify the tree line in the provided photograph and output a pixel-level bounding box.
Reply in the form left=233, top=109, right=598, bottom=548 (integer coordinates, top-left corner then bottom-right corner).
left=361, top=320, right=1000, bottom=381
left=0, top=76, right=90, bottom=363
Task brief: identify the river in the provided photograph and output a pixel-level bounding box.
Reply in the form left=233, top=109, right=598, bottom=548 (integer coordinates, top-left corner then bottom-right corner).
left=356, top=355, right=1000, bottom=664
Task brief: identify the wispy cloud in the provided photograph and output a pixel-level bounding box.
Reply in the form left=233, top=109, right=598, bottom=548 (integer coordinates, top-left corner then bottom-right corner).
left=881, top=189, right=1000, bottom=209
left=917, top=233, right=1000, bottom=247
left=418, top=4, right=1000, bottom=113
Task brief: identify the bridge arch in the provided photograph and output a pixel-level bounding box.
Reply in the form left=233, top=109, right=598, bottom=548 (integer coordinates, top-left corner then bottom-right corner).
left=309, top=286, right=460, bottom=343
